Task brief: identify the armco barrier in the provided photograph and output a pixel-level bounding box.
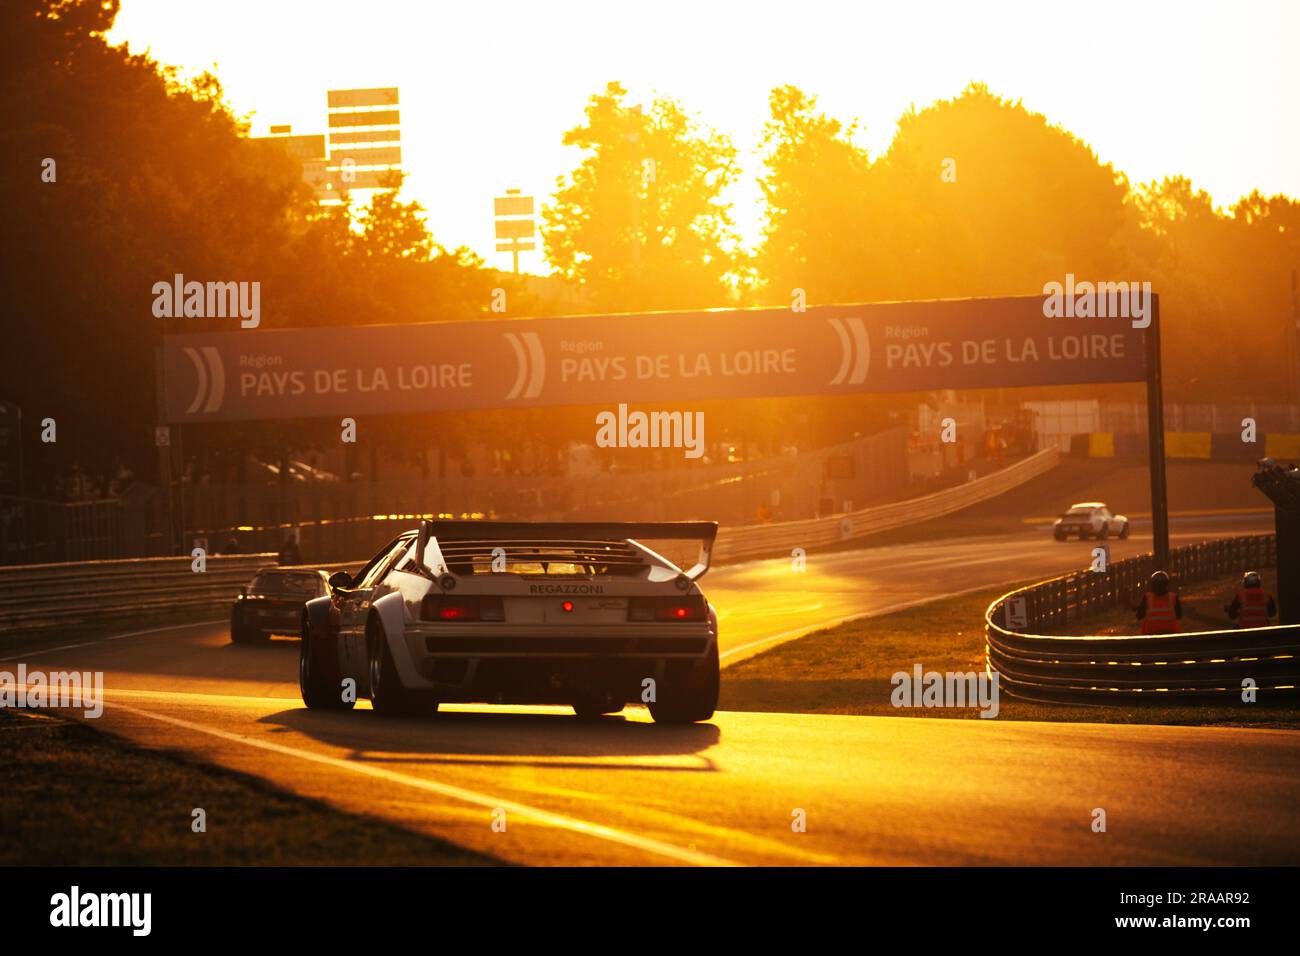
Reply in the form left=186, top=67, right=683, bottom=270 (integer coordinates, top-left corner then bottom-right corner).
left=0, top=554, right=353, bottom=637
left=0, top=449, right=1060, bottom=637
left=985, top=533, right=1300, bottom=702
left=711, top=446, right=1060, bottom=563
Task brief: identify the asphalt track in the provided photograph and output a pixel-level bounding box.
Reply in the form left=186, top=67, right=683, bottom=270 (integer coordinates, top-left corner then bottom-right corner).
left=10, top=512, right=1300, bottom=866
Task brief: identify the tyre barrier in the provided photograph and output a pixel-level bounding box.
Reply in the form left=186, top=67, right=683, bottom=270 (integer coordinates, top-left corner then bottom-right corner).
left=985, top=533, right=1300, bottom=702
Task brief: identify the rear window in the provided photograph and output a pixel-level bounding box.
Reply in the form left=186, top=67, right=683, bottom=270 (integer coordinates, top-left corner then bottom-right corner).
left=1065, top=508, right=1095, bottom=517
left=250, top=572, right=322, bottom=596
left=434, top=541, right=646, bottom=577
left=488, top=561, right=588, bottom=576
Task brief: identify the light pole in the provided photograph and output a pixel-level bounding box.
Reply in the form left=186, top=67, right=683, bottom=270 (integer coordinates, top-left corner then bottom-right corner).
left=0, top=400, right=22, bottom=498
left=1291, top=268, right=1299, bottom=410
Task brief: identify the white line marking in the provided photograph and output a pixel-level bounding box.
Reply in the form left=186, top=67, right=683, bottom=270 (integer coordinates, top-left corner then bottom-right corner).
left=111, top=700, right=741, bottom=867
left=3, top=619, right=224, bottom=662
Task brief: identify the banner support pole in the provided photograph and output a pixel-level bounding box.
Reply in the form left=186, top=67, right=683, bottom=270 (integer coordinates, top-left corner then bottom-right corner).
left=1145, top=294, right=1170, bottom=568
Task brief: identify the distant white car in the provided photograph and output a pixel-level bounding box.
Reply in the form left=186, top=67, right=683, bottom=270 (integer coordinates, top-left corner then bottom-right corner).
left=1052, top=502, right=1130, bottom=540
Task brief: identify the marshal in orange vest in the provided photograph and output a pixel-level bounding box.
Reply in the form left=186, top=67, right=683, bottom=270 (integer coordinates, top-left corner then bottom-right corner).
left=1141, top=591, right=1181, bottom=634
left=1233, top=587, right=1273, bottom=628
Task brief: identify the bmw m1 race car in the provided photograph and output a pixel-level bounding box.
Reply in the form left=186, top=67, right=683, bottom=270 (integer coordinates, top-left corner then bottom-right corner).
left=231, top=567, right=331, bottom=643
left=299, top=520, right=720, bottom=723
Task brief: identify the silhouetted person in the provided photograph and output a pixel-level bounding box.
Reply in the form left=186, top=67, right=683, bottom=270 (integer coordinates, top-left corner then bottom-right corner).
left=1135, top=570, right=1182, bottom=634
left=277, top=532, right=302, bottom=566
left=1226, top=570, right=1276, bottom=628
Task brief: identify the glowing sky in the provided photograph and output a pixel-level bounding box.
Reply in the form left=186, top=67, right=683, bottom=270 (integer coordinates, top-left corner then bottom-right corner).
left=107, top=0, right=1300, bottom=274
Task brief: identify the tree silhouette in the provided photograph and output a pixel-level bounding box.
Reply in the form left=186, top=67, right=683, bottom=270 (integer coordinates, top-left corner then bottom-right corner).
left=0, top=0, right=510, bottom=494
left=756, top=85, right=874, bottom=305
left=544, top=82, right=741, bottom=312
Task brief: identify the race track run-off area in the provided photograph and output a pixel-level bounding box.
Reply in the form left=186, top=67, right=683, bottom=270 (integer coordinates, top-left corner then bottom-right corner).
left=11, top=513, right=1300, bottom=867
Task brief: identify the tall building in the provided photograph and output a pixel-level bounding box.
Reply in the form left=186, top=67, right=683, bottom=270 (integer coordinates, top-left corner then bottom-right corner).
left=254, top=88, right=402, bottom=204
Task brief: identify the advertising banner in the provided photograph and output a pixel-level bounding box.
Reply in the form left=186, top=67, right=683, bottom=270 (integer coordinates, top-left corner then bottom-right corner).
left=161, top=296, right=1150, bottom=423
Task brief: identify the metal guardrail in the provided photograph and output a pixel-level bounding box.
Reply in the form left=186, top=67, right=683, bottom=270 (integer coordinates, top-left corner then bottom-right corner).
left=712, top=446, right=1060, bottom=563
left=0, top=554, right=353, bottom=636
left=0, top=451, right=1061, bottom=638
left=985, top=533, right=1300, bottom=702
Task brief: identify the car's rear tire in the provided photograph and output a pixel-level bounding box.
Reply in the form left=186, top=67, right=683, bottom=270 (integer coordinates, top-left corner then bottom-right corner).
left=1119, top=522, right=1130, bottom=539
left=367, top=619, right=437, bottom=718
left=1053, top=529, right=1066, bottom=541
left=649, top=643, right=719, bottom=724
left=230, top=607, right=264, bottom=644
left=572, top=694, right=623, bottom=720
left=1097, top=525, right=1109, bottom=540
left=300, top=617, right=353, bottom=710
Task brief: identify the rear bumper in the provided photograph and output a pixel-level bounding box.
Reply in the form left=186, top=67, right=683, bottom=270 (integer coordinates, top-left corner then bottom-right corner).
left=236, top=604, right=302, bottom=634
left=255, top=616, right=301, bottom=633
left=399, top=622, right=715, bottom=703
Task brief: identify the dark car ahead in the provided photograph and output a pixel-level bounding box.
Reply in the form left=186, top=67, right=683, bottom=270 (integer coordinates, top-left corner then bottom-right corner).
left=230, top=568, right=330, bottom=644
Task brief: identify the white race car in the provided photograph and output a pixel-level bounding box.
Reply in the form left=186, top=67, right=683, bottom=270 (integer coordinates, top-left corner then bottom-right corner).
left=1052, top=502, right=1130, bottom=540
left=300, top=520, right=720, bottom=723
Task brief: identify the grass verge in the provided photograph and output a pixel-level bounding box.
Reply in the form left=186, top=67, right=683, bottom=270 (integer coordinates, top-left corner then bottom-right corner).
left=718, top=581, right=1300, bottom=729
left=0, top=709, right=498, bottom=865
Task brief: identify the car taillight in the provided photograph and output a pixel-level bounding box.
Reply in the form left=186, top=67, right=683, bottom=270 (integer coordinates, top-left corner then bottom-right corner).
left=421, top=595, right=504, bottom=622
left=627, top=595, right=706, bottom=622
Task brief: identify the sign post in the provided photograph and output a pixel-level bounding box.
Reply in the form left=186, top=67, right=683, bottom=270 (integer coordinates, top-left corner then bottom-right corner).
left=0, top=401, right=22, bottom=498
left=1005, top=595, right=1028, bottom=630
left=1145, top=295, right=1170, bottom=569
left=1252, top=461, right=1300, bottom=624
left=1291, top=268, right=1299, bottom=407
left=154, top=347, right=176, bottom=554
left=494, top=189, right=535, bottom=273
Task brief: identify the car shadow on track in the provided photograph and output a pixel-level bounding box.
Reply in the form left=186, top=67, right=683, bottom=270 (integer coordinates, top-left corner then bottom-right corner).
left=255, top=706, right=722, bottom=772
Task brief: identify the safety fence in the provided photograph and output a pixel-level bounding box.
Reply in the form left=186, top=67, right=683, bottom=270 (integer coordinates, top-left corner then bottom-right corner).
left=711, top=446, right=1060, bottom=563
left=0, top=495, right=128, bottom=565
left=0, top=448, right=1061, bottom=637
left=984, top=533, right=1300, bottom=702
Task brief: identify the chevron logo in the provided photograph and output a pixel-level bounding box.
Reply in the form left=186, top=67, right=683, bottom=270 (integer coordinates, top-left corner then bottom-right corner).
left=827, top=317, right=870, bottom=385
left=182, top=346, right=226, bottom=414
left=503, top=331, right=546, bottom=399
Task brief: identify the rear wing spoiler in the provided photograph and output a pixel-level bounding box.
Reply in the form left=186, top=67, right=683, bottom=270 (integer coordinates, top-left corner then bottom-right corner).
left=418, top=520, right=719, bottom=580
